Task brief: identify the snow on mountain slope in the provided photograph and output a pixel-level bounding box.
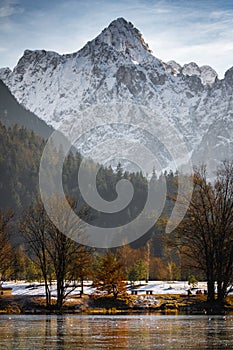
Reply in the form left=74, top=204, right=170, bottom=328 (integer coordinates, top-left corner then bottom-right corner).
left=180, top=62, right=218, bottom=85
left=0, top=17, right=232, bottom=174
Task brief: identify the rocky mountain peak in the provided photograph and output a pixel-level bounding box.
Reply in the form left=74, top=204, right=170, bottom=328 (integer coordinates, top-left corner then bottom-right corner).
left=199, top=65, right=218, bottom=85
left=14, top=49, right=61, bottom=69
left=166, top=60, right=182, bottom=75
left=0, top=18, right=232, bottom=176
left=224, top=66, right=233, bottom=84
left=165, top=61, right=218, bottom=85
left=91, top=17, right=152, bottom=62
left=181, top=62, right=218, bottom=85
left=0, top=67, right=12, bottom=81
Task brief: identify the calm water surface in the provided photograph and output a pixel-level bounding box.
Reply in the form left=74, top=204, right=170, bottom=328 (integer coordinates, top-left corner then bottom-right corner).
left=0, top=314, right=232, bottom=349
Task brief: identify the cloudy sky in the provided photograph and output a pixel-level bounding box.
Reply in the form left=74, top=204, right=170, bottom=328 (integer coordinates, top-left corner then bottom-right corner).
left=0, top=0, right=233, bottom=78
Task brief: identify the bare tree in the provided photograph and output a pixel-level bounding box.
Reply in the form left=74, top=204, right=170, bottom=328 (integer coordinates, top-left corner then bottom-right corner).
left=45, top=195, right=91, bottom=310
left=176, top=161, right=233, bottom=305
left=46, top=221, right=81, bottom=310
left=214, top=161, right=233, bottom=302
left=71, top=245, right=93, bottom=296
left=21, top=196, right=91, bottom=310
left=21, top=201, right=52, bottom=307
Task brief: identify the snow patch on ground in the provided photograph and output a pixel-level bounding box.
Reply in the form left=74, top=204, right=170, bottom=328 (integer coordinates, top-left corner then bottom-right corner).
left=1, top=280, right=220, bottom=297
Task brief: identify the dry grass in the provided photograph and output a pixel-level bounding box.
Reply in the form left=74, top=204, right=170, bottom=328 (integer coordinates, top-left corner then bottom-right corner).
left=0, top=293, right=233, bottom=314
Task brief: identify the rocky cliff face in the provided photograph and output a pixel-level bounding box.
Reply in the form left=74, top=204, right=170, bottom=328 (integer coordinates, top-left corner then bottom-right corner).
left=0, top=17, right=232, bottom=174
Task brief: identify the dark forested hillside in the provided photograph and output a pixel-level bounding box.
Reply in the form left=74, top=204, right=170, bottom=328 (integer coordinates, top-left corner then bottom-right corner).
left=0, top=122, right=45, bottom=212
left=0, top=78, right=177, bottom=252
left=0, top=121, right=177, bottom=256
left=0, top=80, right=53, bottom=138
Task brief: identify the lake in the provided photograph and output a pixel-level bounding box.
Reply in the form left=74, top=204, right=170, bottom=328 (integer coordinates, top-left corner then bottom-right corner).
left=0, top=314, right=232, bottom=349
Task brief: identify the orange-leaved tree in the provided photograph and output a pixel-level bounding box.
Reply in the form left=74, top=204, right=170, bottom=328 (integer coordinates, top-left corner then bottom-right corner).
left=93, top=252, right=126, bottom=298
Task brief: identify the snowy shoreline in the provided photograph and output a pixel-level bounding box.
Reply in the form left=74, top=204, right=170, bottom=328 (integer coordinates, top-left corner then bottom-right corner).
left=2, top=280, right=211, bottom=297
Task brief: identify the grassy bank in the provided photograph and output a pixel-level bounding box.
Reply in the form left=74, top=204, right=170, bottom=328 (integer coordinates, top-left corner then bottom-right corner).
left=1, top=294, right=233, bottom=315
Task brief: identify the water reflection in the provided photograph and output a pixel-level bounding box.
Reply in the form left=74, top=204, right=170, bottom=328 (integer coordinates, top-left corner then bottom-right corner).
left=205, top=317, right=231, bottom=349
left=56, top=316, right=65, bottom=349
left=45, top=316, right=52, bottom=338
left=0, top=315, right=232, bottom=349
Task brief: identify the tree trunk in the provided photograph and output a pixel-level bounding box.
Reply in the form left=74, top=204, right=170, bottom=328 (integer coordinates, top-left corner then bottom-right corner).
left=207, top=280, right=215, bottom=303
left=45, top=280, right=51, bottom=308
left=42, top=271, right=51, bottom=308
left=81, top=277, right=84, bottom=296
left=217, top=281, right=227, bottom=304
left=56, top=277, right=64, bottom=310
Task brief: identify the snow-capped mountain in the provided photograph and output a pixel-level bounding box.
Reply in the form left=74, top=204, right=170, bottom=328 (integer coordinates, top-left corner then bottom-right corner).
left=0, top=17, right=232, bottom=174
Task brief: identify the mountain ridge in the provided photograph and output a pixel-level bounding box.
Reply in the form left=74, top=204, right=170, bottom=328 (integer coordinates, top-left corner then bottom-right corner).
left=0, top=17, right=232, bottom=174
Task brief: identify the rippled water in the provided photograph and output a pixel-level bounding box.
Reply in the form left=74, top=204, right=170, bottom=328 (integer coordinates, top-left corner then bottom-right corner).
left=0, top=314, right=233, bottom=349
